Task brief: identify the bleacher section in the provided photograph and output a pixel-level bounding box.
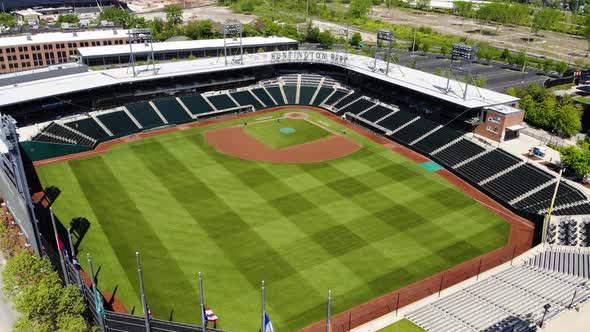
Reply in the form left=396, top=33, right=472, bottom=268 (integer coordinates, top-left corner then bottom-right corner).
left=455, top=149, right=522, bottom=184
left=527, top=247, right=590, bottom=276
left=413, top=126, right=463, bottom=154
left=391, top=118, right=440, bottom=145
left=433, top=139, right=486, bottom=168
left=482, top=164, right=554, bottom=203
left=379, top=110, right=418, bottom=132
left=152, top=98, right=193, bottom=123
left=323, top=89, right=349, bottom=106
left=407, top=263, right=590, bottom=332
left=206, top=94, right=238, bottom=111
left=41, top=123, right=95, bottom=146
left=359, top=105, right=395, bottom=123
left=337, top=97, right=375, bottom=116
left=265, top=86, right=286, bottom=106
left=229, top=90, right=264, bottom=110
left=179, top=95, right=214, bottom=115
left=333, top=92, right=361, bottom=110
left=96, top=111, right=139, bottom=136
left=126, top=102, right=166, bottom=129
left=251, top=88, right=276, bottom=107
left=299, top=86, right=317, bottom=105
left=64, top=118, right=109, bottom=141
left=283, top=85, right=297, bottom=104
left=313, top=87, right=335, bottom=107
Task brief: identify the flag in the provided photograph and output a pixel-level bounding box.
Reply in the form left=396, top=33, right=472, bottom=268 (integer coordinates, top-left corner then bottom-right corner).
left=56, top=235, right=65, bottom=251
left=93, top=285, right=105, bottom=318
left=148, top=307, right=153, bottom=319
left=205, top=307, right=219, bottom=322
left=264, top=312, right=274, bottom=332
left=72, top=256, right=81, bottom=271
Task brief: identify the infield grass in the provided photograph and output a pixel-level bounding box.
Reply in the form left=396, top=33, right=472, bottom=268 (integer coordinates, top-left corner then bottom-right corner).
left=243, top=117, right=332, bottom=149
left=36, top=109, right=510, bottom=331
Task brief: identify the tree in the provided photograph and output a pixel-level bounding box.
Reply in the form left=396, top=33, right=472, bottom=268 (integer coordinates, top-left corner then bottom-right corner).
left=0, top=13, right=17, bottom=28
left=453, top=1, right=473, bottom=17
left=559, top=143, right=590, bottom=178
left=350, top=32, right=362, bottom=46
left=184, top=20, right=214, bottom=40
left=57, top=14, right=79, bottom=25
left=318, top=30, right=335, bottom=46
left=554, top=97, right=583, bottom=136
left=415, top=0, right=431, bottom=10
left=532, top=8, right=561, bottom=35
left=3, top=252, right=90, bottom=332
left=165, top=4, right=183, bottom=28
left=348, top=0, right=372, bottom=18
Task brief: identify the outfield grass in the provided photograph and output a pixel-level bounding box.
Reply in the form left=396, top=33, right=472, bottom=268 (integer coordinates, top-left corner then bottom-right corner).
left=378, top=319, right=425, bottom=332
left=37, top=109, right=510, bottom=331
left=243, top=118, right=332, bottom=149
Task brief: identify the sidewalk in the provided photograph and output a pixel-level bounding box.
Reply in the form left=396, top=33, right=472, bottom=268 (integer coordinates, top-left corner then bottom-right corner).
left=0, top=254, right=18, bottom=332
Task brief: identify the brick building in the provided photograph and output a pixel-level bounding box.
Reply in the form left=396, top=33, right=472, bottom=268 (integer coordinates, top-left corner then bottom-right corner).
left=475, top=104, right=525, bottom=142
left=0, top=29, right=129, bottom=74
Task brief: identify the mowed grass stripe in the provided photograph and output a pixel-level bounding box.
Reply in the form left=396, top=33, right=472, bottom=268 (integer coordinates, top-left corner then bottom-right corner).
left=68, top=157, right=196, bottom=317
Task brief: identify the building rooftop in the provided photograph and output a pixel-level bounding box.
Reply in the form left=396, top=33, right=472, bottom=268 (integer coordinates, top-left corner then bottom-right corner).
left=484, top=104, right=524, bottom=115
left=0, top=29, right=129, bottom=47
left=77, top=36, right=300, bottom=57
left=0, top=50, right=519, bottom=109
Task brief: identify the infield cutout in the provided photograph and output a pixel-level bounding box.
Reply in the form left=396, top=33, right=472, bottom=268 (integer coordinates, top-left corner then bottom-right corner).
left=204, top=112, right=362, bottom=163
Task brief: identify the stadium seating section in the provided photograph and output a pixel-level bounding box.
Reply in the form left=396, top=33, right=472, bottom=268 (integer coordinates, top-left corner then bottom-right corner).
left=31, top=74, right=590, bottom=217
left=126, top=102, right=166, bottom=129
left=96, top=111, right=139, bottom=136
left=152, top=97, right=193, bottom=123
left=179, top=95, right=214, bottom=115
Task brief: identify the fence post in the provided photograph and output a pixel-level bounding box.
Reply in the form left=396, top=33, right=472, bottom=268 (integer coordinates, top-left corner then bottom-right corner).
left=87, top=254, right=106, bottom=332
left=438, top=275, right=444, bottom=298
left=136, top=252, right=151, bottom=332
left=49, top=207, right=68, bottom=285
left=66, top=228, right=83, bottom=289
left=395, top=292, right=400, bottom=316
left=476, top=258, right=483, bottom=281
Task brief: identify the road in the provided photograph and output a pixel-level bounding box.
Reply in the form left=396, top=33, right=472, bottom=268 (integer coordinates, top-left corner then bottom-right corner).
left=0, top=254, right=18, bottom=332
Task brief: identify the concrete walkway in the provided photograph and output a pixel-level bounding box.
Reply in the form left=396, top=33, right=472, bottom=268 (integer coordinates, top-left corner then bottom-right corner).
left=0, top=254, right=18, bottom=332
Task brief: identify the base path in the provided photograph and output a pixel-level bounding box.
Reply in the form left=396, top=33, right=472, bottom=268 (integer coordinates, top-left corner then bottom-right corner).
left=204, top=116, right=362, bottom=164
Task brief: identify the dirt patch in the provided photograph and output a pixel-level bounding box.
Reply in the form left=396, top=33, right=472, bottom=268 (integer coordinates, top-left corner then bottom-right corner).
left=285, top=112, right=309, bottom=119
left=204, top=125, right=362, bottom=163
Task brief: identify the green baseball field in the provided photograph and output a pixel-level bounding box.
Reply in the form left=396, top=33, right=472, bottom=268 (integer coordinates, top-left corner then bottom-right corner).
left=36, top=109, right=510, bottom=331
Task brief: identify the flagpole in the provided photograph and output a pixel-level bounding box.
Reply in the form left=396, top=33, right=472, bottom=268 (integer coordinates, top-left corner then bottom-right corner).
left=87, top=254, right=106, bottom=332
left=261, top=280, right=265, bottom=332
left=199, top=272, right=206, bottom=332
left=67, top=228, right=82, bottom=289
left=50, top=207, right=68, bottom=284
left=326, top=290, right=332, bottom=332
left=136, top=252, right=151, bottom=331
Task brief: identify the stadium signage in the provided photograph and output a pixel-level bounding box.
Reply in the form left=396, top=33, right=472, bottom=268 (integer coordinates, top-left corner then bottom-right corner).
left=270, top=51, right=348, bottom=66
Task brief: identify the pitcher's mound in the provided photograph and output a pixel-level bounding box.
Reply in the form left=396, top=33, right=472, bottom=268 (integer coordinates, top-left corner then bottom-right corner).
left=204, top=126, right=361, bottom=163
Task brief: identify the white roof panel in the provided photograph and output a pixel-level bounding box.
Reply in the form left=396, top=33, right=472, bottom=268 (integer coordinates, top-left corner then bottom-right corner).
left=0, top=50, right=519, bottom=109
left=78, top=36, right=299, bottom=57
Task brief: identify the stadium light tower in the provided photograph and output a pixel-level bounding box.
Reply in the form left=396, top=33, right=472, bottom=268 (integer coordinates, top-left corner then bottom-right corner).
left=223, top=22, right=244, bottom=66
left=127, top=28, right=156, bottom=77
left=446, top=42, right=478, bottom=100
left=373, top=28, right=403, bottom=76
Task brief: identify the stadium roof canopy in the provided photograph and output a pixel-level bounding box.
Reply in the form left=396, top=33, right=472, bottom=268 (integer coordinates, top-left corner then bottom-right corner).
left=77, top=36, right=300, bottom=57
left=0, top=29, right=129, bottom=47
left=0, top=50, right=519, bottom=110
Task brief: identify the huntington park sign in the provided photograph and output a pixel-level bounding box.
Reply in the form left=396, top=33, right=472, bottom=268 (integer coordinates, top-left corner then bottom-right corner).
left=270, top=51, right=349, bottom=66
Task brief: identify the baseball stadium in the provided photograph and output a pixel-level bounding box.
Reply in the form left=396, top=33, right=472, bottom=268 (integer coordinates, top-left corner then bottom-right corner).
left=0, top=37, right=589, bottom=332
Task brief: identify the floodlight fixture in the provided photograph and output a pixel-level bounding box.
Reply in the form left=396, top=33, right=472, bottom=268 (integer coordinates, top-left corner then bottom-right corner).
left=223, top=22, right=243, bottom=35
left=377, top=29, right=394, bottom=42
left=127, top=28, right=156, bottom=77
left=451, top=42, right=477, bottom=60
